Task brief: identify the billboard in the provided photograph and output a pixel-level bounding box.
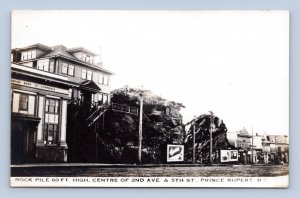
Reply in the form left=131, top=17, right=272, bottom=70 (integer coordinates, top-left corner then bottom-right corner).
left=167, top=144, right=184, bottom=162
left=220, top=150, right=238, bottom=162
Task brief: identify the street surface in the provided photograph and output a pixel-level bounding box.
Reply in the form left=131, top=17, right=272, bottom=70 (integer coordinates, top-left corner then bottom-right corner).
left=11, top=164, right=288, bottom=177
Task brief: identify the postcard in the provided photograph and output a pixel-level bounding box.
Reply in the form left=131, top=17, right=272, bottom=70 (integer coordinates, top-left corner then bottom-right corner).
left=10, top=10, right=289, bottom=187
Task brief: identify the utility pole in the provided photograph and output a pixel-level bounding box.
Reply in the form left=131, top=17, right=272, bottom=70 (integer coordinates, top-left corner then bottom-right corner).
left=251, top=126, right=254, bottom=165
left=192, top=121, right=195, bottom=164
left=138, top=93, right=143, bottom=164
left=209, top=111, right=214, bottom=164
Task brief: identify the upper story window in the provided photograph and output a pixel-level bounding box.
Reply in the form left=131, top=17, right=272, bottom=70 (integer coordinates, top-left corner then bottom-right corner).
left=87, top=71, right=93, bottom=80
left=37, top=59, right=55, bottom=73
left=81, top=69, right=87, bottom=79
left=62, top=62, right=75, bottom=76
left=98, top=73, right=109, bottom=86
left=37, top=59, right=49, bottom=71
left=21, top=50, right=36, bottom=61
left=103, top=75, right=109, bottom=86
left=82, top=53, right=94, bottom=64
left=98, top=74, right=104, bottom=84
left=81, top=69, right=93, bottom=80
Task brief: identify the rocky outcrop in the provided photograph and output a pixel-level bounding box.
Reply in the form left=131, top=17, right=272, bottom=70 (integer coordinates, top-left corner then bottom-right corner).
left=184, top=114, right=234, bottom=164
left=101, top=87, right=185, bottom=163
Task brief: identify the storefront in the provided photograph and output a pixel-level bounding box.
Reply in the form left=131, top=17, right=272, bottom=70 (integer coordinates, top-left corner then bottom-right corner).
left=11, top=68, right=71, bottom=163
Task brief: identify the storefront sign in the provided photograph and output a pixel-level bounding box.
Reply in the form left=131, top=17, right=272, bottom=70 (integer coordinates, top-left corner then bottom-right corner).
left=220, top=150, right=238, bottom=162
left=167, top=145, right=184, bottom=162
left=11, top=79, right=69, bottom=95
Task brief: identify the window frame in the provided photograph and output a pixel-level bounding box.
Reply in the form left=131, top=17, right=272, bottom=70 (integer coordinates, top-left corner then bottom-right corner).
left=61, top=62, right=68, bottom=74
left=19, top=94, right=29, bottom=111
left=37, top=59, right=52, bottom=73
left=87, top=70, right=93, bottom=80
left=44, top=98, right=60, bottom=145
left=61, top=62, right=75, bottom=76
left=98, top=73, right=104, bottom=84
left=21, top=50, right=37, bottom=61
left=103, top=75, right=109, bottom=86
left=68, top=64, right=75, bottom=76
left=81, top=69, right=87, bottom=79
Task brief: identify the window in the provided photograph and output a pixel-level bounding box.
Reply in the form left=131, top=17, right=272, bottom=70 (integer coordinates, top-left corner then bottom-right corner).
left=98, top=93, right=103, bottom=102
left=62, top=63, right=68, bottom=74
left=94, top=93, right=109, bottom=105
left=37, top=59, right=50, bottom=72
left=86, top=55, right=90, bottom=63
left=31, top=51, right=36, bottom=59
left=13, top=93, right=36, bottom=115
left=44, top=124, right=58, bottom=145
left=98, top=74, right=109, bottom=85
left=46, top=98, right=59, bottom=114
left=81, top=69, right=87, bottom=79
left=82, top=53, right=93, bottom=64
left=103, top=75, right=109, bottom=85
left=49, top=61, right=55, bottom=73
left=21, top=50, right=36, bottom=61
left=19, top=94, right=28, bottom=111
left=98, top=74, right=104, bottom=84
left=44, top=98, right=60, bottom=145
left=21, top=51, right=28, bottom=61
left=87, top=71, right=93, bottom=80
left=69, top=65, right=74, bottom=76
left=62, top=62, right=74, bottom=76
left=82, top=69, right=92, bottom=80
left=103, top=94, right=108, bottom=104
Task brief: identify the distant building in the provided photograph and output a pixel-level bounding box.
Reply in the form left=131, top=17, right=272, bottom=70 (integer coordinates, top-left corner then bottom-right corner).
left=11, top=43, right=113, bottom=163
left=267, top=135, right=289, bottom=163
left=227, top=128, right=288, bottom=164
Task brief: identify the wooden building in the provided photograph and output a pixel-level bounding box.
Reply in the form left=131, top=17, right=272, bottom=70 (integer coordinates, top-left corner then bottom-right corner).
left=11, top=44, right=113, bottom=163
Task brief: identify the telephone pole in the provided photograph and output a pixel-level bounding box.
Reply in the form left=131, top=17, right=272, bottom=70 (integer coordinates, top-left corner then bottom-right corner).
left=138, top=93, right=143, bottom=164
left=209, top=111, right=214, bottom=164
left=192, top=121, right=196, bottom=164
left=251, top=126, right=254, bottom=165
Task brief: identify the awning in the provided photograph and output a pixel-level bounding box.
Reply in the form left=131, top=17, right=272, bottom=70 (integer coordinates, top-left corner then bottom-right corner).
left=80, top=80, right=101, bottom=93
left=11, top=113, right=41, bottom=123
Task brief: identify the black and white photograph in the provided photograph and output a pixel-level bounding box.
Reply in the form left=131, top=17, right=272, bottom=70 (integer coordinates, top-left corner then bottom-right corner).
left=10, top=10, right=289, bottom=187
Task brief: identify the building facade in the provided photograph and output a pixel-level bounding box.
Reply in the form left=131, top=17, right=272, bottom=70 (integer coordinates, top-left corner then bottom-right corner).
left=267, top=135, right=289, bottom=164
left=235, top=128, right=252, bottom=164
left=227, top=128, right=289, bottom=164
left=11, top=44, right=113, bottom=163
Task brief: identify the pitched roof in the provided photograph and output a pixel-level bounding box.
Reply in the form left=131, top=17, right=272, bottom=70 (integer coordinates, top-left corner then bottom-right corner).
left=16, top=43, right=53, bottom=52
left=67, top=47, right=98, bottom=56
left=80, top=80, right=101, bottom=93
left=12, top=43, right=114, bottom=74
left=43, top=45, right=76, bottom=60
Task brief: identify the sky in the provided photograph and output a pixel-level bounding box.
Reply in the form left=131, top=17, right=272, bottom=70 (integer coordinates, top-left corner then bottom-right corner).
left=11, top=10, right=289, bottom=135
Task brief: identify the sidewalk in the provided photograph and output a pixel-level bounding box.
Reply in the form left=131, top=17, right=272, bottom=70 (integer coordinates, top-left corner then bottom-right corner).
left=11, top=163, right=277, bottom=168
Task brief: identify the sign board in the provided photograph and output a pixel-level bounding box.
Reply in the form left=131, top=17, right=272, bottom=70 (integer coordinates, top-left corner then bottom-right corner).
left=220, top=150, right=238, bottom=162
left=167, top=144, right=184, bottom=162
left=111, top=102, right=138, bottom=115
left=11, top=79, right=69, bottom=95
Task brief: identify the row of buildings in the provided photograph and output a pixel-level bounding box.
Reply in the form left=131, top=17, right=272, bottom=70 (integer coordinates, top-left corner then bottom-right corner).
left=227, top=128, right=289, bottom=164
left=11, top=43, right=113, bottom=163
